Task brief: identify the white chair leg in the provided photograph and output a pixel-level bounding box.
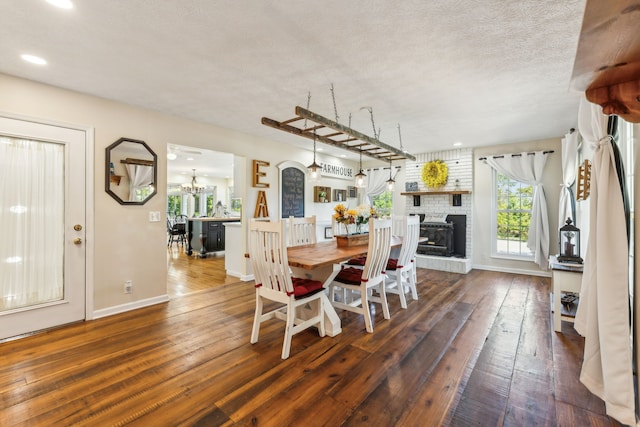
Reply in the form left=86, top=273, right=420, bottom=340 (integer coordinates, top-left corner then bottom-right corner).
left=397, top=276, right=408, bottom=309
left=379, top=282, right=391, bottom=320
left=361, top=285, right=373, bottom=333
left=282, top=303, right=295, bottom=359
left=412, top=261, right=417, bottom=291
left=408, top=271, right=418, bottom=301
left=250, top=293, right=263, bottom=344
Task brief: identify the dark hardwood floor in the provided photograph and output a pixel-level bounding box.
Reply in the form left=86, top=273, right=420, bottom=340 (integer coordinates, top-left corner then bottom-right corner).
left=0, top=247, right=622, bottom=426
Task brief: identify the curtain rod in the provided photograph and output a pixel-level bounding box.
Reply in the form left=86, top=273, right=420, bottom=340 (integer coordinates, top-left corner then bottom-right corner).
left=364, top=165, right=402, bottom=171
left=477, top=150, right=554, bottom=161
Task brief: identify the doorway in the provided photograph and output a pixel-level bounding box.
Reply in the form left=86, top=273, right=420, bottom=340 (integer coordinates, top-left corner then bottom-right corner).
left=0, top=115, right=90, bottom=340
left=166, top=144, right=241, bottom=297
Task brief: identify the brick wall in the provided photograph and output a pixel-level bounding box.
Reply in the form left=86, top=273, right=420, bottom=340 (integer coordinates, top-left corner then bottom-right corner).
left=404, top=148, right=473, bottom=258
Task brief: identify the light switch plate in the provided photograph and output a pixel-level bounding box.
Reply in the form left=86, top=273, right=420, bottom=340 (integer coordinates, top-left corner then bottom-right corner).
left=149, top=211, right=161, bottom=222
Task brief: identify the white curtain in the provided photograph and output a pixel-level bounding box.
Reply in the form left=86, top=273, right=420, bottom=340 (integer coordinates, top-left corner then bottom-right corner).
left=364, top=168, right=392, bottom=204
left=0, top=136, right=64, bottom=311
left=574, top=98, right=635, bottom=426
left=486, top=152, right=550, bottom=270
left=124, top=164, right=153, bottom=202
left=558, top=130, right=579, bottom=228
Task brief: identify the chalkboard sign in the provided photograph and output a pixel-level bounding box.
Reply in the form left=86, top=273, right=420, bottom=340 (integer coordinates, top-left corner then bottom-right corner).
left=281, top=167, right=305, bottom=218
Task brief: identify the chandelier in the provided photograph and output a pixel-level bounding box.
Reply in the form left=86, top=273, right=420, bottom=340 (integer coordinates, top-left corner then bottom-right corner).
left=182, top=169, right=204, bottom=194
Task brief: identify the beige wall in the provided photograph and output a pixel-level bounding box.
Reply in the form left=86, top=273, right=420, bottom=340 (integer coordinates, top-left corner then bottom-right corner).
left=473, top=138, right=563, bottom=275
left=0, top=73, right=357, bottom=314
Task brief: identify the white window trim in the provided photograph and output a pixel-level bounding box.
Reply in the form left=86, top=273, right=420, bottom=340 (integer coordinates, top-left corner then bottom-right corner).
left=490, top=169, right=535, bottom=261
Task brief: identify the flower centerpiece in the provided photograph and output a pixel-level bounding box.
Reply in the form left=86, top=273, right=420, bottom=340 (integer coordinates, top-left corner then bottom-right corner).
left=333, top=203, right=357, bottom=235
left=333, top=204, right=377, bottom=247
left=421, top=159, right=448, bottom=189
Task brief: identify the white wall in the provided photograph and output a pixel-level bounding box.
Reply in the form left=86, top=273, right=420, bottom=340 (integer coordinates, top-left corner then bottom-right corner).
left=473, top=138, right=563, bottom=275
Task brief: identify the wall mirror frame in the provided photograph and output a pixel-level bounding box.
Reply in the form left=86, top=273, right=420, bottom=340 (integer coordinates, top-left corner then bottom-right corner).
left=105, top=137, right=157, bottom=205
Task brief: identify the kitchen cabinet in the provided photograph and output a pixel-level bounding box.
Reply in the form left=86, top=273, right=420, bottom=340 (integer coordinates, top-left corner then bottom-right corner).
left=186, top=218, right=241, bottom=257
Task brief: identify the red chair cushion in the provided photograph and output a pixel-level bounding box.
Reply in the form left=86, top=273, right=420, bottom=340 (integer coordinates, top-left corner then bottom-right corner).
left=386, top=258, right=398, bottom=270
left=291, top=277, right=324, bottom=299
left=335, top=267, right=364, bottom=285
left=347, top=256, right=367, bottom=266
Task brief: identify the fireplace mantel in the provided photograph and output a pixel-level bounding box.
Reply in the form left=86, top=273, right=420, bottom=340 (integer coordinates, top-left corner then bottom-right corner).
left=401, top=190, right=471, bottom=196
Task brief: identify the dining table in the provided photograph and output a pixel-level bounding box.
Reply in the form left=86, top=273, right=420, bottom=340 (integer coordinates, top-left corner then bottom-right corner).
left=287, top=236, right=404, bottom=337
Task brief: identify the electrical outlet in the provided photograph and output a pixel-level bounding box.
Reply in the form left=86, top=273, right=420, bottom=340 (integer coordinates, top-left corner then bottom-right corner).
left=124, top=280, right=133, bottom=294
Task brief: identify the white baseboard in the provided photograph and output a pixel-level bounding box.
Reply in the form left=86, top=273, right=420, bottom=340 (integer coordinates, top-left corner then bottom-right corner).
left=92, top=294, right=170, bottom=319
left=225, top=270, right=254, bottom=282
left=472, top=263, right=551, bottom=277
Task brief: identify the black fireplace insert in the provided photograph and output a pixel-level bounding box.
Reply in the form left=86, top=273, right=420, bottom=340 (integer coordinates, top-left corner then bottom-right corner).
left=416, top=214, right=466, bottom=258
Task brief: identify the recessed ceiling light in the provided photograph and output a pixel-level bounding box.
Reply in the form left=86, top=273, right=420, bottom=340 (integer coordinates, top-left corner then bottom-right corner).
left=186, top=157, right=194, bottom=161
left=167, top=152, right=177, bottom=160
left=340, top=154, right=347, bottom=158
left=46, top=0, right=74, bottom=9
left=21, top=54, right=47, bottom=65
left=453, top=141, right=463, bottom=147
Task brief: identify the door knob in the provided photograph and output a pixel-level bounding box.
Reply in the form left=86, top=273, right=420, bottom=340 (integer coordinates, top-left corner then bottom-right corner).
left=73, top=238, right=82, bottom=244
left=74, top=224, right=83, bottom=231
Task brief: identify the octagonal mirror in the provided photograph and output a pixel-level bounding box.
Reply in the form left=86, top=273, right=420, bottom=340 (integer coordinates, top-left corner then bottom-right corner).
left=105, top=137, right=157, bottom=205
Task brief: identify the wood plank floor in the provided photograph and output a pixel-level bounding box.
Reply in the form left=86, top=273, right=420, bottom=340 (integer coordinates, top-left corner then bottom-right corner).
left=0, top=247, right=622, bottom=426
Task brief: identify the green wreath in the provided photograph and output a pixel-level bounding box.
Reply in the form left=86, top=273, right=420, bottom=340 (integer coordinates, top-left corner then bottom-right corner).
left=421, top=160, right=448, bottom=188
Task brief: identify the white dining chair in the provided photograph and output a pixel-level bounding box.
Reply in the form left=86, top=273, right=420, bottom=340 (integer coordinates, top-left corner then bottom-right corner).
left=248, top=219, right=326, bottom=359
left=288, top=215, right=317, bottom=246
left=328, top=218, right=392, bottom=333
left=385, top=215, right=420, bottom=308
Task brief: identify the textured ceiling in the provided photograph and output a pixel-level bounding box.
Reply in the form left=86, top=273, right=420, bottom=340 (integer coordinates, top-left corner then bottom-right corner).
left=0, top=0, right=586, bottom=169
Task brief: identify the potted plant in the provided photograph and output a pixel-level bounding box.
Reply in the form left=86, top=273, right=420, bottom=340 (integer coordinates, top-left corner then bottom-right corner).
left=318, top=190, right=326, bottom=203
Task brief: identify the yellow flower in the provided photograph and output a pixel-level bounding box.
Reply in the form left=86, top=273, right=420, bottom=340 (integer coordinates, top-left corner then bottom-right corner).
left=421, top=160, right=448, bottom=188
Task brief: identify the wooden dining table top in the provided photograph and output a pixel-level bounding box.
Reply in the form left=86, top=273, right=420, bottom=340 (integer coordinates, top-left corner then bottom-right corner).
left=287, top=236, right=403, bottom=270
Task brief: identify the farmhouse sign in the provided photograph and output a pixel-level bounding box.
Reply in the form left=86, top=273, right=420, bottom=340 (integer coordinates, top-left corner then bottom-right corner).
left=320, top=162, right=354, bottom=180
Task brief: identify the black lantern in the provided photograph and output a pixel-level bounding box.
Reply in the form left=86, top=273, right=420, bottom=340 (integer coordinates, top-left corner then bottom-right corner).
left=558, top=218, right=583, bottom=264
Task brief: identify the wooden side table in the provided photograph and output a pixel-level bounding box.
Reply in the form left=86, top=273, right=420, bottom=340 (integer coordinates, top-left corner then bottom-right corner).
left=549, top=255, right=583, bottom=332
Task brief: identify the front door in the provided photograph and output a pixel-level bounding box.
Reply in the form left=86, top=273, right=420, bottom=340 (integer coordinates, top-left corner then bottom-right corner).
left=0, top=115, right=88, bottom=340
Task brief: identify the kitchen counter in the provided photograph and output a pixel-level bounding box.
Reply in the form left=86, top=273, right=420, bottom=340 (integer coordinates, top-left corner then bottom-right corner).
left=186, top=218, right=241, bottom=257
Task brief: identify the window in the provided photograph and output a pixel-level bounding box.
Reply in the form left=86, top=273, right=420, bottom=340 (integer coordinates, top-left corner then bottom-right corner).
left=493, top=171, right=533, bottom=258
left=167, top=194, right=182, bottom=217
left=371, top=191, right=392, bottom=217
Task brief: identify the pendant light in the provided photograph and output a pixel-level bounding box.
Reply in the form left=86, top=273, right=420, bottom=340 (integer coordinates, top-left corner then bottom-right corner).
left=355, top=148, right=366, bottom=188
left=307, top=129, right=321, bottom=182
left=386, top=159, right=395, bottom=191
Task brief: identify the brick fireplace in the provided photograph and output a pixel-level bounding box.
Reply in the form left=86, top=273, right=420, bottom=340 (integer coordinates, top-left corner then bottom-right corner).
left=404, top=149, right=473, bottom=273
